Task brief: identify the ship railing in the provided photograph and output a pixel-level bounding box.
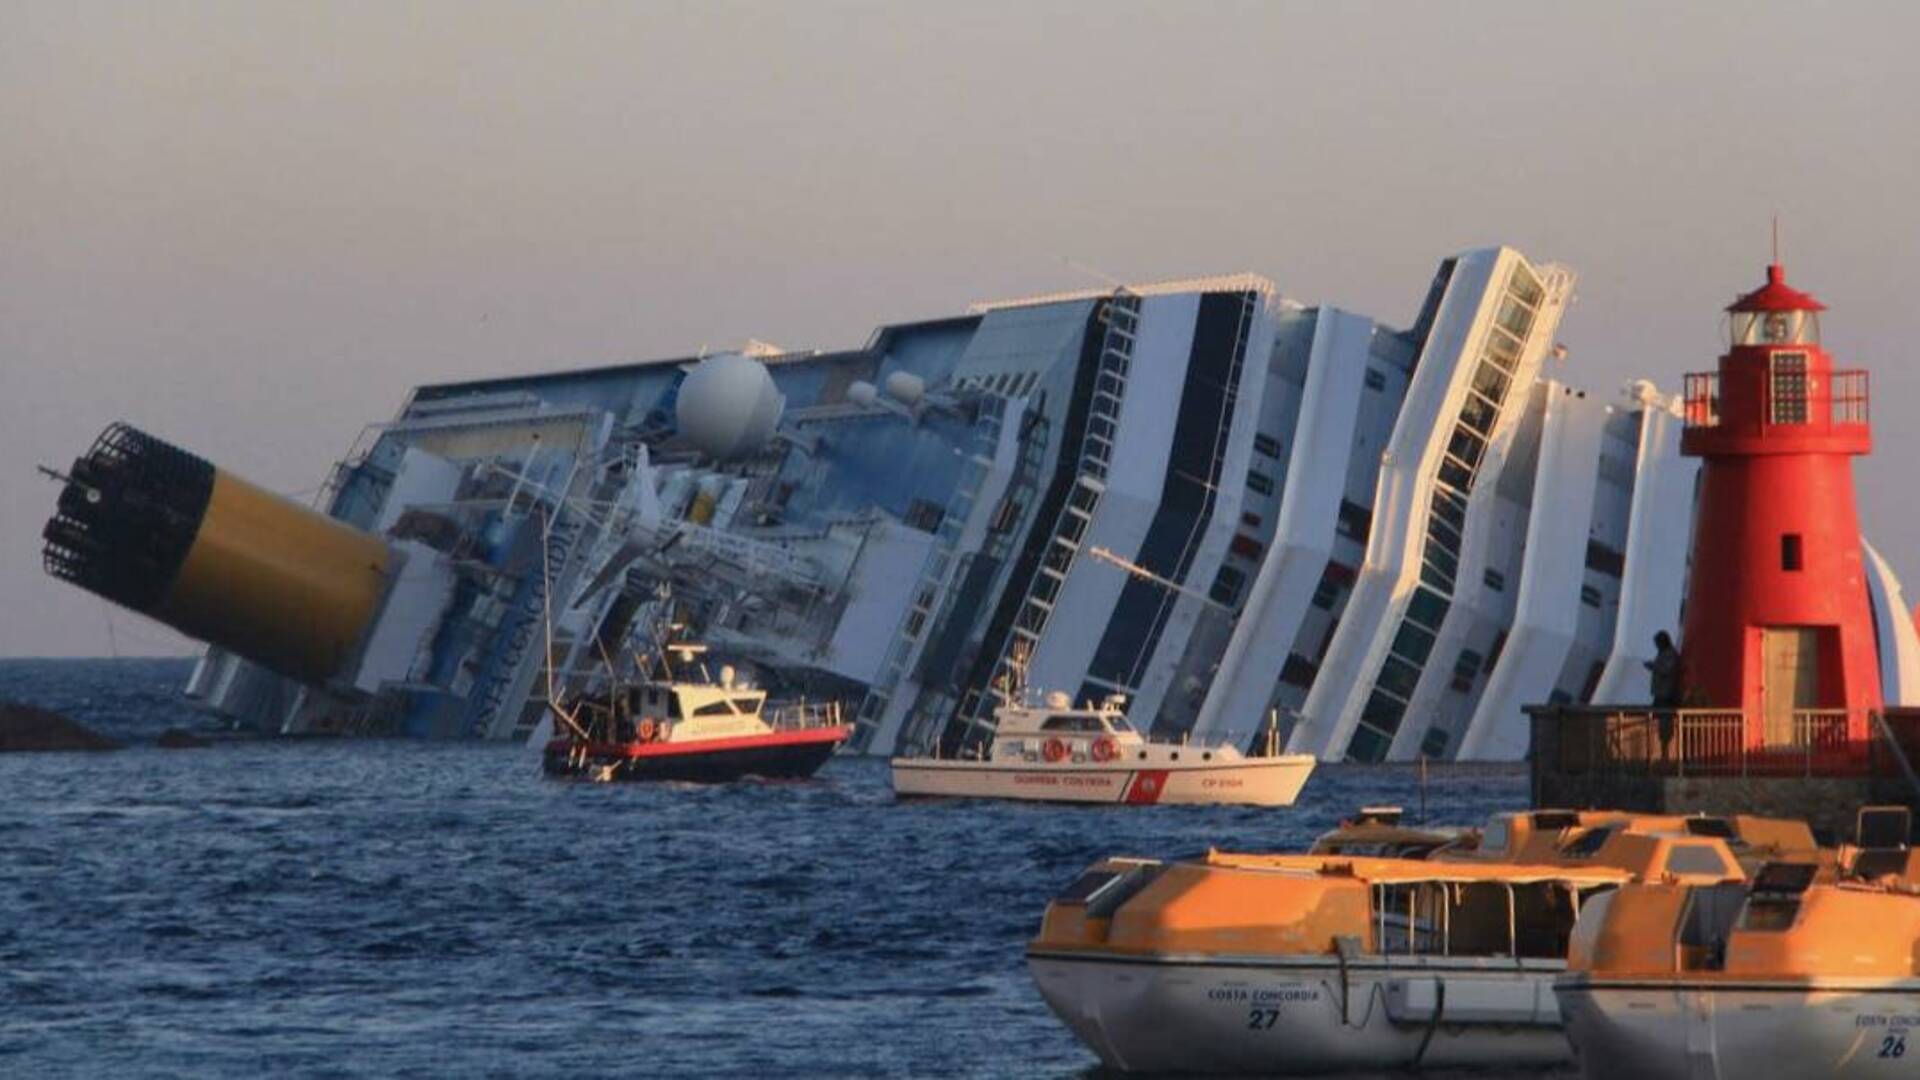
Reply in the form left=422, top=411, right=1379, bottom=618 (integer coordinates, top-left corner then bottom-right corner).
left=765, top=700, right=845, bottom=732
left=973, top=727, right=1271, bottom=760
left=1527, top=704, right=1920, bottom=780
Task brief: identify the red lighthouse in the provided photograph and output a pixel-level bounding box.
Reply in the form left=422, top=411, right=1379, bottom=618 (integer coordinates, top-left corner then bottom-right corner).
left=1679, top=263, right=1879, bottom=749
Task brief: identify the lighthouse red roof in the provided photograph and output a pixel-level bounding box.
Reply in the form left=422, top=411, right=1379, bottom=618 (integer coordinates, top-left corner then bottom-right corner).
left=1728, top=263, right=1826, bottom=313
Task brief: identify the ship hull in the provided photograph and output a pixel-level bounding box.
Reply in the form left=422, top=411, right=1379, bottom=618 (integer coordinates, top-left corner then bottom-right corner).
left=543, top=727, right=849, bottom=783
left=890, top=755, right=1314, bottom=806
left=1027, top=950, right=1570, bottom=1074
left=1555, top=978, right=1920, bottom=1080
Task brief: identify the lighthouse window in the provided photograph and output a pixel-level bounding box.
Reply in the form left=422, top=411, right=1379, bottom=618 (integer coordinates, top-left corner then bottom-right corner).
left=1782, top=533, right=1804, bottom=572
left=1770, top=353, right=1809, bottom=424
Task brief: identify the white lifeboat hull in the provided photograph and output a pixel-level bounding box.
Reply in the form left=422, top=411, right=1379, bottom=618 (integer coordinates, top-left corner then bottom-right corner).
left=1555, top=978, right=1920, bottom=1080
left=1027, top=951, right=1572, bottom=1073
left=889, top=754, right=1314, bottom=807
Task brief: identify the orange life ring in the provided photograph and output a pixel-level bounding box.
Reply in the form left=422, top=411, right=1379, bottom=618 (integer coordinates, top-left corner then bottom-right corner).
left=1042, top=737, right=1068, bottom=763
left=637, top=718, right=657, bottom=742
left=1091, top=736, right=1118, bottom=763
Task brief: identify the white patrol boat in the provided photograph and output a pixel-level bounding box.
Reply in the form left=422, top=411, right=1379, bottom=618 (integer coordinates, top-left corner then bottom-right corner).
left=888, top=691, right=1315, bottom=806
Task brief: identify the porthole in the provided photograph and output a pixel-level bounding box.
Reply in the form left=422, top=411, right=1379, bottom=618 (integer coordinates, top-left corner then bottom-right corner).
left=1203, top=752, right=1213, bottom=761
left=1138, top=751, right=1148, bottom=761
left=1171, top=752, right=1180, bottom=761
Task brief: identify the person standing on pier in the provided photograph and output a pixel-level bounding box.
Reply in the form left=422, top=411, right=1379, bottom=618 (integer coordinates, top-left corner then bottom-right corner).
left=1647, top=631, right=1684, bottom=759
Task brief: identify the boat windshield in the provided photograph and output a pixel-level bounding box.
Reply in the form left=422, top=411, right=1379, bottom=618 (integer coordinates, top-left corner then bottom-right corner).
left=1039, top=714, right=1107, bottom=733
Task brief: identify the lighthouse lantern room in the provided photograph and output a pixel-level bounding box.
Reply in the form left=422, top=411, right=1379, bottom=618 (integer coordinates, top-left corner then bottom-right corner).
left=1679, top=262, right=1879, bottom=750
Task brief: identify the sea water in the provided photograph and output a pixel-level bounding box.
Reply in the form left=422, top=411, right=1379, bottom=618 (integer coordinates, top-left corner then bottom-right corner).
left=0, top=659, right=1534, bottom=1078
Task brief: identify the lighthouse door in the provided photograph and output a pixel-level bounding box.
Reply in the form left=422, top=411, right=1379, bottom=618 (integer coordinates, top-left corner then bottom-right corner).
left=1760, top=628, right=1821, bottom=746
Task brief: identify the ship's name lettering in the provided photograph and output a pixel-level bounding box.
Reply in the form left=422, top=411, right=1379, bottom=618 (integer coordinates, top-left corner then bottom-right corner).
left=1206, top=986, right=1317, bottom=1003
left=1857, top=1014, right=1920, bottom=1028
left=1200, top=778, right=1244, bottom=788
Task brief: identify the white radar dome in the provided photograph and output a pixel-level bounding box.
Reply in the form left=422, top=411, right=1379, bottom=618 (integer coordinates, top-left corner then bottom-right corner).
left=883, top=371, right=926, bottom=405
left=675, top=353, right=785, bottom=460
left=847, top=380, right=879, bottom=407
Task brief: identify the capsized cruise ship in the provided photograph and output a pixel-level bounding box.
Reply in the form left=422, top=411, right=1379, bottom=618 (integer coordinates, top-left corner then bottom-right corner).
left=41, top=246, right=1920, bottom=759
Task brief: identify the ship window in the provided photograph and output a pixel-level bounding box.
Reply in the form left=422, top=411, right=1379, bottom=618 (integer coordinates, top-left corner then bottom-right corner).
left=1346, top=724, right=1390, bottom=762
left=1470, top=362, right=1510, bottom=404
left=1364, top=368, right=1387, bottom=392
left=1483, top=328, right=1521, bottom=372
left=1209, top=565, right=1246, bottom=606
left=1377, top=655, right=1421, bottom=699
left=1781, top=533, right=1803, bottom=572
left=1579, top=585, right=1603, bottom=608
left=1253, top=433, right=1282, bottom=459
left=693, top=699, right=738, bottom=716
left=1361, top=691, right=1406, bottom=732
left=1337, top=500, right=1373, bottom=541
left=1406, top=586, right=1449, bottom=631
left=1420, top=727, right=1450, bottom=758
left=1585, top=540, right=1625, bottom=579
left=1280, top=653, right=1319, bottom=687
left=1392, top=621, right=1436, bottom=665
left=1459, top=393, right=1498, bottom=436
left=1311, top=577, right=1340, bottom=610
left=1495, top=295, right=1536, bottom=340
left=1246, top=470, right=1274, bottom=497
left=1507, top=263, right=1546, bottom=307
left=1483, top=568, right=1506, bottom=592
left=1041, top=715, right=1103, bottom=732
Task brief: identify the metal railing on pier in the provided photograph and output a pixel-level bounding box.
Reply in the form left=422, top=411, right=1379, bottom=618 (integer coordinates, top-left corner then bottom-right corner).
left=1528, top=704, right=1920, bottom=781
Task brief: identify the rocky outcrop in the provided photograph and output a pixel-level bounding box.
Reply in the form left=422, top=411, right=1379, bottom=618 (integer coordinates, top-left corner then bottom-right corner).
left=0, top=701, right=123, bottom=752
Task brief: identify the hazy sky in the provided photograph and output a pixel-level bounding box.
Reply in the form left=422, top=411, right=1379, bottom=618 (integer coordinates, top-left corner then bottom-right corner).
left=5, top=1, right=1919, bottom=657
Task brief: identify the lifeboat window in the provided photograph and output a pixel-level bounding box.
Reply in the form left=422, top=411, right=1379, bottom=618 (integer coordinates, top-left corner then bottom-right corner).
left=1372, top=880, right=1581, bottom=960
left=1532, top=810, right=1580, bottom=831
left=1056, top=870, right=1123, bottom=905
left=1683, top=817, right=1736, bottom=839
left=1739, top=862, right=1819, bottom=931
left=1678, top=882, right=1750, bottom=966
left=1560, top=826, right=1615, bottom=858
left=1663, top=844, right=1734, bottom=878
left=1481, top=818, right=1511, bottom=855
